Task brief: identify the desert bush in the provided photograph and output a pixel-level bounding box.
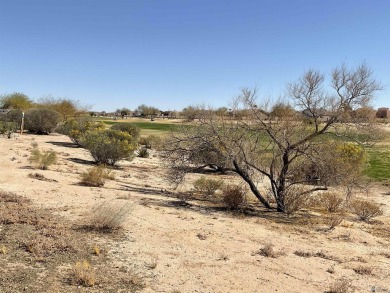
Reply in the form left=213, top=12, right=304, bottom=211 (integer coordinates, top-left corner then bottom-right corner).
left=349, top=200, right=383, bottom=221
left=222, top=184, right=247, bottom=210
left=353, top=265, right=372, bottom=275
left=72, top=260, right=95, bottom=287
left=86, top=202, right=133, bottom=232
left=57, top=117, right=106, bottom=145
left=25, top=108, right=62, bottom=134
left=137, top=147, right=150, bottom=158
left=193, top=176, right=224, bottom=196
left=29, top=145, right=57, bottom=170
left=80, top=165, right=113, bottom=187
left=326, top=278, right=351, bottom=293
left=320, top=192, right=345, bottom=213
left=0, top=121, right=18, bottom=137
left=324, top=214, right=343, bottom=230
left=82, top=129, right=137, bottom=166
left=283, top=186, right=310, bottom=215
left=111, top=123, right=140, bottom=141
left=139, top=135, right=162, bottom=149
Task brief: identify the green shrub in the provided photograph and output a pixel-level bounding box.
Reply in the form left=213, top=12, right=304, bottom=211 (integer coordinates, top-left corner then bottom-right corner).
left=80, top=165, right=113, bottom=187
left=57, top=117, right=105, bottom=145
left=137, top=147, right=150, bottom=158
left=82, top=129, right=137, bottom=166
left=29, top=145, right=57, bottom=170
left=193, top=176, right=224, bottom=196
left=139, top=135, right=162, bottom=149
left=350, top=200, right=383, bottom=221
left=0, top=121, right=18, bottom=136
left=222, top=184, right=247, bottom=210
left=111, top=123, right=140, bottom=141
left=25, top=108, right=62, bottom=134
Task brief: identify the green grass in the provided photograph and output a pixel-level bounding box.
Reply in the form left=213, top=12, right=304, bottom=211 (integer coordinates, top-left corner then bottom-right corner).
left=365, top=146, right=390, bottom=181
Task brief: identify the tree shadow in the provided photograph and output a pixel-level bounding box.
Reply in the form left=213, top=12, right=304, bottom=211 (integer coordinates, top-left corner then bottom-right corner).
left=47, top=141, right=79, bottom=148
left=67, top=157, right=96, bottom=166
left=113, top=183, right=316, bottom=225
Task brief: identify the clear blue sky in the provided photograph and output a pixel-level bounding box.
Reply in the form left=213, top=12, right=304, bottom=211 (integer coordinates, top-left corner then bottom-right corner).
left=1, top=0, right=389, bottom=112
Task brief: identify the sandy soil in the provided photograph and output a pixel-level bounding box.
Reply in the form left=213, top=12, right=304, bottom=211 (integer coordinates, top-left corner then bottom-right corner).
left=0, top=133, right=389, bottom=293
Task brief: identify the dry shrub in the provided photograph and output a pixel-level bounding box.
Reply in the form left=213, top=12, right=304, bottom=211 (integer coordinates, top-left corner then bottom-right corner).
left=256, top=243, right=278, bottom=258
left=29, top=146, right=57, bottom=170
left=324, top=214, right=344, bottom=230
left=222, top=184, right=246, bottom=210
left=294, top=250, right=312, bottom=258
left=80, top=165, right=113, bottom=187
left=284, top=186, right=310, bottom=215
left=320, top=192, right=345, bottom=213
left=350, top=200, right=383, bottom=221
left=0, top=245, right=7, bottom=254
left=353, top=265, right=372, bottom=275
left=72, top=260, right=95, bottom=287
left=86, top=202, right=132, bottom=232
left=326, top=279, right=351, bottom=293
left=193, top=176, right=224, bottom=196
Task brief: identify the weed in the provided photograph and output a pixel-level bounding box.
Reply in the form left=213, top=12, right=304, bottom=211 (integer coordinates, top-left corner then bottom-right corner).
left=72, top=260, right=96, bottom=287
left=256, top=243, right=278, bottom=258
left=0, top=245, right=7, bottom=254
left=86, top=202, right=133, bottom=232
left=29, top=145, right=57, bottom=170
left=92, top=245, right=101, bottom=256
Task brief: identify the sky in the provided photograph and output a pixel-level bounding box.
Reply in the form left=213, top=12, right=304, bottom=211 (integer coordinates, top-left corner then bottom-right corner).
left=0, top=0, right=389, bottom=112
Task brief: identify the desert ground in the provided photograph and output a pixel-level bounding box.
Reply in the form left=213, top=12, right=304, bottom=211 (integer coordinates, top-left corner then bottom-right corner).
left=0, top=132, right=389, bottom=293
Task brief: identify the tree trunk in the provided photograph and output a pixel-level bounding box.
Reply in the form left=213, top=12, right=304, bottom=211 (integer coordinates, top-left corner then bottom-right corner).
left=232, top=160, right=272, bottom=209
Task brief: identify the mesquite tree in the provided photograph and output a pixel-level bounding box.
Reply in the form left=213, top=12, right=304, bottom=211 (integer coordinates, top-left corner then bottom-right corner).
left=162, top=64, right=382, bottom=212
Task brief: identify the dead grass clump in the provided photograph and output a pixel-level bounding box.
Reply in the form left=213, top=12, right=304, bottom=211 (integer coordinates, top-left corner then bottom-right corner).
left=256, top=243, right=279, bottom=258
left=294, top=250, right=312, bottom=257
left=319, top=192, right=345, bottom=213
left=222, top=184, right=247, bottom=210
left=28, top=172, right=58, bottom=182
left=326, top=279, right=351, bottom=293
left=193, top=176, right=224, bottom=196
left=353, top=265, right=372, bottom=275
left=80, top=165, right=113, bottom=187
left=349, top=200, right=383, bottom=221
left=0, top=190, right=30, bottom=204
left=86, top=202, right=133, bottom=232
left=72, top=260, right=96, bottom=287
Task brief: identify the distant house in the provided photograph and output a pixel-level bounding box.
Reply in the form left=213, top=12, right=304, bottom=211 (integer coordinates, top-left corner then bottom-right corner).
left=159, top=111, right=177, bottom=119
left=376, top=107, right=390, bottom=119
